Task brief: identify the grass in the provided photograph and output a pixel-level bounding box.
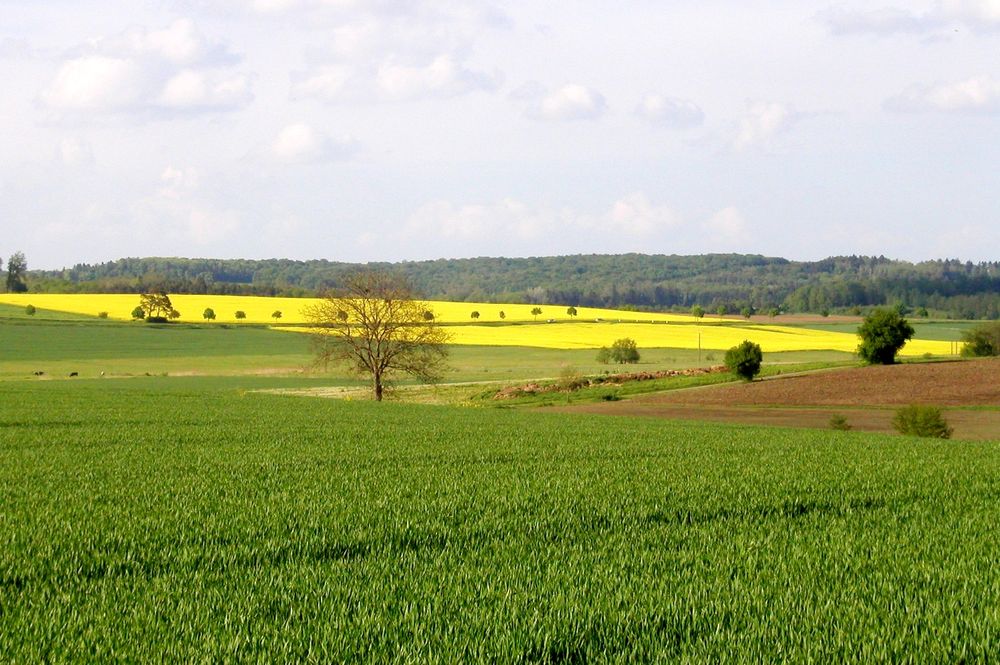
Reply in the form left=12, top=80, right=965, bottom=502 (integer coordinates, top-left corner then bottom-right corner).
left=2, top=379, right=999, bottom=660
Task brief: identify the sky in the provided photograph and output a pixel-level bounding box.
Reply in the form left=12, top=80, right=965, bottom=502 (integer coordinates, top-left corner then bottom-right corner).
left=1, top=0, right=999, bottom=270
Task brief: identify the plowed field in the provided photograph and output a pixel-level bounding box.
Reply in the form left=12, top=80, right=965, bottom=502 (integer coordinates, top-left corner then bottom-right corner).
left=560, top=359, right=1000, bottom=440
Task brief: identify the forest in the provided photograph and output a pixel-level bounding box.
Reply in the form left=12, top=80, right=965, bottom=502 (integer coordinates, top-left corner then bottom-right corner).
left=22, top=253, right=1000, bottom=319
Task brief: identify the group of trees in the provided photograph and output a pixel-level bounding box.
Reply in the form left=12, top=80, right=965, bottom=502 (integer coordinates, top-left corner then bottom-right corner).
left=596, top=338, right=640, bottom=364
left=23, top=253, right=1000, bottom=319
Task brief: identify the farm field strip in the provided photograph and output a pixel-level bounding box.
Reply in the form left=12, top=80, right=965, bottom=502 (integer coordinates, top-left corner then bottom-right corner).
left=2, top=381, right=1000, bottom=660
left=0, top=293, right=956, bottom=355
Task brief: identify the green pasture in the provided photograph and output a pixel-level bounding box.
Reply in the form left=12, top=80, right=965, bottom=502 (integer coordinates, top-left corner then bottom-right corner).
left=2, top=380, right=999, bottom=661
left=1, top=309, right=857, bottom=383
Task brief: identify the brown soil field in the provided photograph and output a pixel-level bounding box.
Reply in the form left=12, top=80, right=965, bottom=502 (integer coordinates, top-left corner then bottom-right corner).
left=557, top=359, right=1000, bottom=440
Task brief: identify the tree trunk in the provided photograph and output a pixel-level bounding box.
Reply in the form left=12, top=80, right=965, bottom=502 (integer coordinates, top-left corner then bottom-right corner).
left=373, top=373, right=383, bottom=401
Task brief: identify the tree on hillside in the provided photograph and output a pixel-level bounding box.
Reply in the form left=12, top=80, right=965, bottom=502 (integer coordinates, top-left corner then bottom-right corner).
left=470, top=311, right=480, bottom=320
left=203, top=308, right=216, bottom=321
left=304, top=271, right=450, bottom=401
left=6, top=251, right=27, bottom=293
left=567, top=306, right=578, bottom=317
left=531, top=307, right=542, bottom=321
left=857, top=308, right=914, bottom=365
left=139, top=292, right=173, bottom=320
left=272, top=310, right=282, bottom=322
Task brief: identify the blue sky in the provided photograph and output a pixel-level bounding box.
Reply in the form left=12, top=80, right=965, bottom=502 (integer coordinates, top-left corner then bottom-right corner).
left=2, top=0, right=999, bottom=269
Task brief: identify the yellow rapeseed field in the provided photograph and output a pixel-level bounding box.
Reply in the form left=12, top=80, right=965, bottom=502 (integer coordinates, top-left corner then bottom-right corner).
left=0, top=293, right=953, bottom=355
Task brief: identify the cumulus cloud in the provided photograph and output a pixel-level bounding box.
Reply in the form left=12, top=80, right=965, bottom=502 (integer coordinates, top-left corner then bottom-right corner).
left=732, top=101, right=799, bottom=151
left=527, top=83, right=607, bottom=121
left=286, top=2, right=505, bottom=104
left=634, top=94, right=704, bottom=128
left=132, top=165, right=241, bottom=246
left=704, top=206, right=749, bottom=247
left=885, top=75, right=1000, bottom=113
left=272, top=122, right=358, bottom=163
left=39, top=19, right=252, bottom=117
left=399, top=193, right=732, bottom=257
left=818, top=1, right=1000, bottom=35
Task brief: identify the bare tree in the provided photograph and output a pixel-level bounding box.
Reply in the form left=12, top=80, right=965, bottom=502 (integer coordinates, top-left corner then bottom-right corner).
left=304, top=271, right=450, bottom=401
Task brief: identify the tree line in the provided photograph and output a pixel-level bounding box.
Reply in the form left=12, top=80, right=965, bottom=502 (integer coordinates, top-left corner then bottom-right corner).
left=17, top=253, right=1000, bottom=319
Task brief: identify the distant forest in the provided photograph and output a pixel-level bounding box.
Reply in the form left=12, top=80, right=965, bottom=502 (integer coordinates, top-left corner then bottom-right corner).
left=24, top=253, right=1000, bottom=319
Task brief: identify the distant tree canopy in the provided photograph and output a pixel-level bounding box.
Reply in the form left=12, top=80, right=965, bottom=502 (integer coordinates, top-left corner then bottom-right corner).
left=20, top=253, right=1000, bottom=319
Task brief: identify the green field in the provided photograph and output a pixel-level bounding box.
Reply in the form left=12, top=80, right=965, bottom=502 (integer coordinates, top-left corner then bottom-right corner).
left=4, top=307, right=998, bottom=659
left=3, top=380, right=999, bottom=660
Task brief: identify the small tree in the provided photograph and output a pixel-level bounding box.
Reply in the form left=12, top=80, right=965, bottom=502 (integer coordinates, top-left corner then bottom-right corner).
left=857, top=308, right=914, bottom=365
left=820, top=308, right=830, bottom=318
left=499, top=310, right=506, bottom=320
left=610, top=338, right=640, bottom=364
left=139, top=292, right=173, bottom=321
left=6, top=251, right=27, bottom=293
left=531, top=307, right=542, bottom=321
left=235, top=311, right=247, bottom=320
left=741, top=306, right=753, bottom=320
left=304, top=271, right=449, bottom=401
left=892, top=405, right=953, bottom=439
left=272, top=310, right=282, bottom=322
left=470, top=311, right=480, bottom=320
left=691, top=304, right=705, bottom=319
left=98, top=311, right=109, bottom=319
left=716, top=305, right=727, bottom=317
left=131, top=306, right=145, bottom=320
left=567, top=306, right=578, bottom=317
left=724, top=340, right=763, bottom=381
left=596, top=346, right=611, bottom=364
left=168, top=309, right=181, bottom=320
left=25, top=304, right=36, bottom=316
left=768, top=307, right=781, bottom=318
left=203, top=308, right=216, bottom=321
left=829, top=414, right=851, bottom=431
left=423, top=310, right=435, bottom=321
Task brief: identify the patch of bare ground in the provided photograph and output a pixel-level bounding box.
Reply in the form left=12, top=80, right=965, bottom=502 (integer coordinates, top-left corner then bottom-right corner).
left=556, top=359, right=1000, bottom=440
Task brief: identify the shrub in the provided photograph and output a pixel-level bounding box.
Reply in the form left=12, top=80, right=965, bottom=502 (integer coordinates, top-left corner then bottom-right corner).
left=857, top=308, right=914, bottom=365
left=960, top=322, right=1000, bottom=357
left=610, top=338, right=640, bottom=364
left=724, top=340, right=763, bottom=381
left=691, top=305, right=705, bottom=319
left=829, top=414, right=851, bottom=431
left=98, top=311, right=109, bottom=319
left=24, top=304, right=35, bottom=316
left=892, top=405, right=953, bottom=439
left=596, top=347, right=611, bottom=364
left=131, top=306, right=145, bottom=320
left=235, top=311, right=247, bottom=320
left=470, top=311, right=480, bottom=319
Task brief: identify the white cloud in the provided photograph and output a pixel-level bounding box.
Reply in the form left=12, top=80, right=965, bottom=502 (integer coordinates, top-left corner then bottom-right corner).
left=885, top=75, right=1000, bottom=112
left=376, top=54, right=500, bottom=100
left=39, top=19, right=251, bottom=117
left=42, top=56, right=147, bottom=111
left=635, top=94, right=704, bottom=128
left=819, top=1, right=1000, bottom=35
left=158, top=70, right=252, bottom=110
left=606, top=193, right=681, bottom=235
left=704, top=206, right=749, bottom=247
left=134, top=165, right=241, bottom=246
left=272, top=122, right=358, bottom=163
left=56, top=138, right=95, bottom=167
left=534, top=84, right=607, bottom=121
left=732, top=101, right=797, bottom=150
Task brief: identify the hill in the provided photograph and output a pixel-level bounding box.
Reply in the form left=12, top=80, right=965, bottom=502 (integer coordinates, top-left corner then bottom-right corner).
left=22, top=253, right=1000, bottom=319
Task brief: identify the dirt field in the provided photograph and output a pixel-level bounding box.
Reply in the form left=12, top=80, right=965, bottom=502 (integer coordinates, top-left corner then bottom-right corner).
left=558, top=359, right=1000, bottom=440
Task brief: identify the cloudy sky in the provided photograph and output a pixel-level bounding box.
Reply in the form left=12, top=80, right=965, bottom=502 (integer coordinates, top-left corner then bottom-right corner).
left=2, top=0, right=999, bottom=269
